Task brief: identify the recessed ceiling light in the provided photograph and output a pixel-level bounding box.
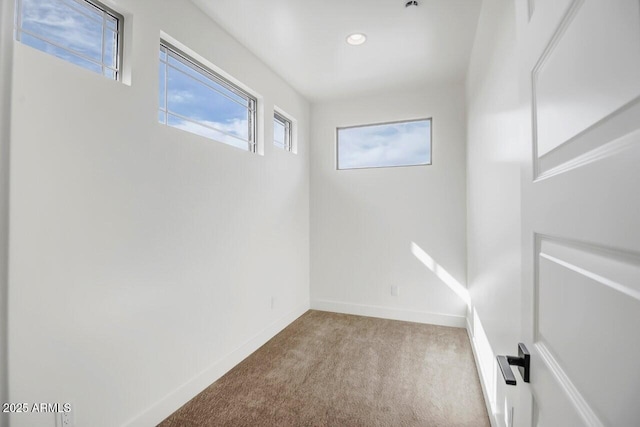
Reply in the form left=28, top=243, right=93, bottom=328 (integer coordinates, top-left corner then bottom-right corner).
left=346, top=33, right=367, bottom=46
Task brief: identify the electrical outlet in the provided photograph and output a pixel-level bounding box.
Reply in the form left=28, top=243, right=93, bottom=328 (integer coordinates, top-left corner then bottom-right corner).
left=56, top=409, right=73, bottom=427
left=391, top=285, right=400, bottom=296
left=270, top=296, right=276, bottom=309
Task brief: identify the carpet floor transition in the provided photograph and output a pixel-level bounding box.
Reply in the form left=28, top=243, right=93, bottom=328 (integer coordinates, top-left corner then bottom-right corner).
left=159, top=310, right=490, bottom=426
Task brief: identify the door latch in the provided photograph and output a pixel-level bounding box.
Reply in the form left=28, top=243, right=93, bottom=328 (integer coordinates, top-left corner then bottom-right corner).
left=497, top=343, right=530, bottom=386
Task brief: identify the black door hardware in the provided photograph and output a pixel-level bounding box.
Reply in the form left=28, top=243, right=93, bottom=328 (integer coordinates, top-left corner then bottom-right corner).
left=497, top=343, right=530, bottom=386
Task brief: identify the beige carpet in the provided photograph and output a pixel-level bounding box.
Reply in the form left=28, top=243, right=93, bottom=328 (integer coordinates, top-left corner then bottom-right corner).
left=159, top=310, right=490, bottom=427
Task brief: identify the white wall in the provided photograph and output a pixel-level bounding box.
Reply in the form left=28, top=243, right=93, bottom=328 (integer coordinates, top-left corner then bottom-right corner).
left=310, top=86, right=468, bottom=327
left=0, top=0, right=13, bottom=426
left=465, top=0, right=522, bottom=424
left=8, top=1, right=309, bottom=426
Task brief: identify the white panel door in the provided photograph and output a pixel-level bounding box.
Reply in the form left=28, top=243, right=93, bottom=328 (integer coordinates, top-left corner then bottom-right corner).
left=514, top=0, right=640, bottom=426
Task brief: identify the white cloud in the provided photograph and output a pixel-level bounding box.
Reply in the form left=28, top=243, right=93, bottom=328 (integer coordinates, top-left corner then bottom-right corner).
left=168, top=118, right=251, bottom=151
left=338, top=121, right=431, bottom=169
left=21, top=0, right=109, bottom=60
left=168, top=90, right=195, bottom=104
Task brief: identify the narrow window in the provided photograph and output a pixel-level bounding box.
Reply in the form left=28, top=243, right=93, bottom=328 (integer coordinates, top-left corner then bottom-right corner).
left=337, top=118, right=432, bottom=170
left=15, top=0, right=123, bottom=80
left=273, top=111, right=292, bottom=152
left=158, top=41, right=257, bottom=152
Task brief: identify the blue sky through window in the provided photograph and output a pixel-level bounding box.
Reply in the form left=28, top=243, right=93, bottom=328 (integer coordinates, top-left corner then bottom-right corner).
left=158, top=44, right=255, bottom=152
left=337, top=119, right=432, bottom=169
left=17, top=0, right=120, bottom=79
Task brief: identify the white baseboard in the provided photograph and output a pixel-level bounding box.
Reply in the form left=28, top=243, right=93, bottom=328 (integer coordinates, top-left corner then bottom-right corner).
left=124, top=301, right=310, bottom=427
left=311, top=299, right=466, bottom=328
left=465, top=314, right=498, bottom=427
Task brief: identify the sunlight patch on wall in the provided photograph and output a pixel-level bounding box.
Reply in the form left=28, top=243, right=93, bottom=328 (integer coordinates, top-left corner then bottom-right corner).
left=473, top=307, right=499, bottom=418
left=410, top=241, right=470, bottom=307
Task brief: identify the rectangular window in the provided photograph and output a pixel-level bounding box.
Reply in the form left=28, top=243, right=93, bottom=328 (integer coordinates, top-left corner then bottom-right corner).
left=337, top=118, right=432, bottom=170
left=273, top=111, right=292, bottom=151
left=15, top=0, right=123, bottom=80
left=158, top=41, right=257, bottom=152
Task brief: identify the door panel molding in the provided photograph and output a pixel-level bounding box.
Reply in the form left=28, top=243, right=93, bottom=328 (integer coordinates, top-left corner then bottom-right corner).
left=533, top=234, right=640, bottom=427
left=534, top=341, right=604, bottom=427
left=531, top=0, right=583, bottom=177
left=531, top=0, right=640, bottom=179
left=535, top=97, right=640, bottom=181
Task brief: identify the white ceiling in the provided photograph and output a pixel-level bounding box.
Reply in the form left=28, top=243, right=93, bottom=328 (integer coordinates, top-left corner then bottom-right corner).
left=190, top=0, right=482, bottom=102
